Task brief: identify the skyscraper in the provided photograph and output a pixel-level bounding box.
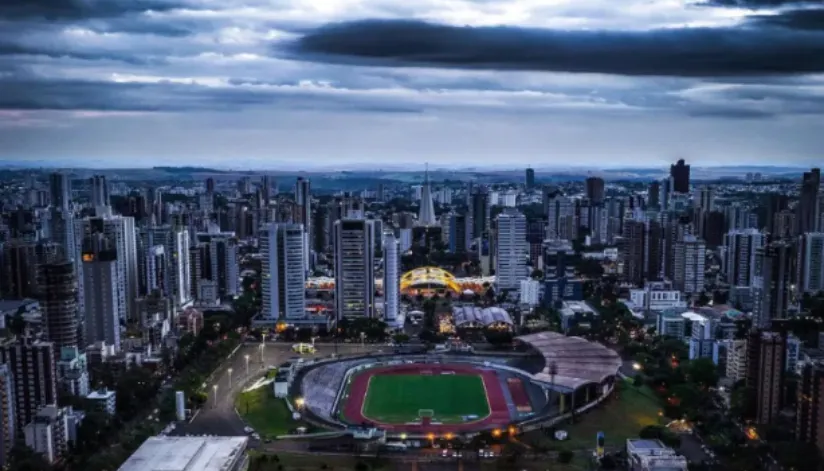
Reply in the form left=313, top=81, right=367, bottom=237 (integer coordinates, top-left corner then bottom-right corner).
left=81, top=233, right=122, bottom=352
left=382, top=231, right=399, bottom=324
left=797, top=168, right=821, bottom=235
left=334, top=219, right=375, bottom=320
left=673, top=235, right=706, bottom=295
left=295, top=177, right=312, bottom=269
left=670, top=159, right=690, bottom=194
left=724, top=229, right=765, bottom=288
left=48, top=172, right=71, bottom=211
left=194, top=228, right=239, bottom=299
left=0, top=364, right=15, bottom=468
left=525, top=168, right=535, bottom=189
left=75, top=215, right=137, bottom=322
left=753, top=242, right=793, bottom=329
left=470, top=188, right=490, bottom=241
left=747, top=331, right=786, bottom=425
left=621, top=218, right=646, bottom=287
left=0, top=339, right=57, bottom=435
left=698, top=186, right=715, bottom=212
left=797, top=233, right=824, bottom=294
left=418, top=166, right=436, bottom=226
left=1, top=240, right=62, bottom=299
left=585, top=176, right=605, bottom=205
left=448, top=213, right=470, bottom=253
left=89, top=175, right=110, bottom=214
left=797, top=361, right=824, bottom=456
left=38, top=262, right=79, bottom=352
left=261, top=223, right=306, bottom=321
left=145, top=245, right=167, bottom=295
left=495, top=209, right=528, bottom=293
left=648, top=181, right=660, bottom=208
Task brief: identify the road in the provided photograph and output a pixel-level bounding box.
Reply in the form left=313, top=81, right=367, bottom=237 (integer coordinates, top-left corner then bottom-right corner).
left=173, top=341, right=380, bottom=438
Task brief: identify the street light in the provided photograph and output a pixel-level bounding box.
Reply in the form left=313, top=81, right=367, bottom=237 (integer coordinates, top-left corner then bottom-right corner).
left=212, top=384, right=219, bottom=407
left=295, top=397, right=305, bottom=409
left=228, top=368, right=233, bottom=388
left=632, top=362, right=642, bottom=371
left=244, top=354, right=250, bottom=376
left=259, top=343, right=265, bottom=368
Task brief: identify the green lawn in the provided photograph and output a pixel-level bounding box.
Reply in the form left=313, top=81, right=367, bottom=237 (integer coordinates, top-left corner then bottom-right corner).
left=235, top=387, right=299, bottom=438
left=362, top=374, right=490, bottom=423
left=524, top=380, right=662, bottom=452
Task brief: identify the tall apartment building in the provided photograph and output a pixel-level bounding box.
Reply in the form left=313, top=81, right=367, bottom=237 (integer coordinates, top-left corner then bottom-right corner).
left=797, top=233, right=824, bottom=294
left=24, top=405, right=69, bottom=464
left=0, top=365, right=15, bottom=468
left=81, top=234, right=122, bottom=352
left=89, top=175, right=110, bottom=215
left=724, top=229, right=765, bottom=288
left=753, top=242, right=793, bottom=329
left=0, top=339, right=58, bottom=433
left=747, top=331, right=786, bottom=425
left=621, top=219, right=647, bottom=287
left=261, top=224, right=306, bottom=321
left=333, top=220, right=375, bottom=320
left=585, top=177, right=605, bottom=205
left=798, top=362, right=824, bottom=457
left=75, top=215, right=137, bottom=322
left=48, top=172, right=71, bottom=211
left=797, top=168, right=821, bottom=235
left=546, top=193, right=576, bottom=241
left=1, top=240, right=62, bottom=299
left=495, top=210, right=528, bottom=293
left=38, top=262, right=79, bottom=352
left=725, top=339, right=748, bottom=383
left=295, top=177, right=312, bottom=268
left=673, top=235, right=706, bottom=295
left=138, top=225, right=191, bottom=306
left=670, top=159, right=690, bottom=193
left=194, top=228, right=239, bottom=299
left=382, top=232, right=400, bottom=324
left=448, top=213, right=470, bottom=253
left=470, top=188, right=490, bottom=241
left=145, top=245, right=166, bottom=295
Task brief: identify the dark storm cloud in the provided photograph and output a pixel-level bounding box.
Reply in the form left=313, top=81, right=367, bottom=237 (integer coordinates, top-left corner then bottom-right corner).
left=293, top=18, right=824, bottom=76
left=748, top=8, right=824, bottom=30
left=0, top=0, right=188, bottom=20
left=705, top=0, right=823, bottom=7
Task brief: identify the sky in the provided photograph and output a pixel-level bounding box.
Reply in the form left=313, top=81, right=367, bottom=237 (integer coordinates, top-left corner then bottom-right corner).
left=1, top=0, right=824, bottom=169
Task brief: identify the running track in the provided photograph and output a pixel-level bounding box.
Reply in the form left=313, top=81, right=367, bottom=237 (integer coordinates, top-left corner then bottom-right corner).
left=343, top=363, right=511, bottom=433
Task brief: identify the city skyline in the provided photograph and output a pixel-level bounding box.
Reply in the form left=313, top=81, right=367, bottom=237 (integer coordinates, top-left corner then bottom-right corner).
left=2, top=0, right=824, bottom=166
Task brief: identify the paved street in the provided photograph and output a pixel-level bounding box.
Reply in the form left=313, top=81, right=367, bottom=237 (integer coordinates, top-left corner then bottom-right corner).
left=173, top=342, right=379, bottom=438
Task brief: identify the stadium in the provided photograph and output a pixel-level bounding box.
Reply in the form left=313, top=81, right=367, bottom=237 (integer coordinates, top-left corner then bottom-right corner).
left=294, top=331, right=623, bottom=438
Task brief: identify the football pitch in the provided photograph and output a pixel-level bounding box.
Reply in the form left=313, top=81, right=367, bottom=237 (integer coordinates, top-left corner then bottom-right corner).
left=361, top=373, right=490, bottom=423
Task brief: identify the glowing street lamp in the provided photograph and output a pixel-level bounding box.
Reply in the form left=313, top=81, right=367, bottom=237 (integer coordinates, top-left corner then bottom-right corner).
left=632, top=362, right=642, bottom=371
left=212, top=384, right=219, bottom=407
left=227, top=368, right=233, bottom=388
left=245, top=354, right=250, bottom=376
left=295, top=397, right=305, bottom=409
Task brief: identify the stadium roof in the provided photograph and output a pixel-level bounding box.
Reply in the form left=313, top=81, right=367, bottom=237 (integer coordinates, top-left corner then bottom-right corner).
left=517, top=332, right=622, bottom=390
left=452, top=306, right=513, bottom=326
left=117, top=436, right=248, bottom=471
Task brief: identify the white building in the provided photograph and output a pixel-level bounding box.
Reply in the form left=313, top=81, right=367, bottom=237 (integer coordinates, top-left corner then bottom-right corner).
left=87, top=389, right=116, bottom=416
left=495, top=209, right=528, bottom=293
left=24, top=405, right=69, bottom=464
left=673, top=235, right=705, bottom=295
left=118, top=436, right=249, bottom=471
left=797, top=233, right=824, bottom=294
left=146, top=245, right=166, bottom=294
left=685, top=311, right=713, bottom=361
left=382, top=232, right=400, bottom=324
left=519, top=279, right=541, bottom=307
left=261, top=223, right=306, bottom=321
left=399, top=228, right=412, bottom=252
left=725, top=339, right=748, bottom=382
left=334, top=219, right=375, bottom=320
left=626, top=439, right=687, bottom=471
left=629, top=282, right=686, bottom=312
left=724, top=229, right=765, bottom=288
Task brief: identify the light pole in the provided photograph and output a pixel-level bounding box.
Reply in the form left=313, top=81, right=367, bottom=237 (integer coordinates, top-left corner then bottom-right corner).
left=228, top=367, right=233, bottom=388
left=259, top=343, right=265, bottom=368
left=244, top=354, right=250, bottom=376
left=212, top=384, right=218, bottom=407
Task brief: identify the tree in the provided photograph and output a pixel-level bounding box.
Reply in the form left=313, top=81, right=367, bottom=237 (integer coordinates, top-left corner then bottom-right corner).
left=530, top=269, right=544, bottom=280
left=557, top=450, right=574, bottom=464
left=687, top=358, right=719, bottom=389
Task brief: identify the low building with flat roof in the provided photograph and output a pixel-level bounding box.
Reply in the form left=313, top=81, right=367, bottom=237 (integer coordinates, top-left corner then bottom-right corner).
left=626, top=439, right=687, bottom=471
left=118, top=436, right=248, bottom=471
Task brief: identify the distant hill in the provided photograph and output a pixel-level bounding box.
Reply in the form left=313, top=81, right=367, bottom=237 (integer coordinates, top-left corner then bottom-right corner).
left=153, top=166, right=229, bottom=174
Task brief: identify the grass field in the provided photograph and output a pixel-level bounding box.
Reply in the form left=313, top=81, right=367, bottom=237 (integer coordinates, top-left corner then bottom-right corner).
left=523, top=380, right=662, bottom=452
left=235, top=387, right=300, bottom=438
left=362, top=373, right=490, bottom=423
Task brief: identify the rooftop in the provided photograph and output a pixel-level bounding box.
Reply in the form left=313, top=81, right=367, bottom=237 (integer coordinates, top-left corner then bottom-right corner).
left=516, top=331, right=622, bottom=390
left=118, top=436, right=248, bottom=471
left=452, top=306, right=513, bottom=326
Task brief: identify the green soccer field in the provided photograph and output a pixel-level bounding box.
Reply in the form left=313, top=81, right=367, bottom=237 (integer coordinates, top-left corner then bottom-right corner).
left=362, top=374, right=490, bottom=423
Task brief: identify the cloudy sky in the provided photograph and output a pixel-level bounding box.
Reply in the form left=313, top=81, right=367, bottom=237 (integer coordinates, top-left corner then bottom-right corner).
left=1, top=0, right=824, bottom=169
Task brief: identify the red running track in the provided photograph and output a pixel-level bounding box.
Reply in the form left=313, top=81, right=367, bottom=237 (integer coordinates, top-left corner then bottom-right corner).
left=506, top=377, right=532, bottom=413
left=343, top=363, right=511, bottom=434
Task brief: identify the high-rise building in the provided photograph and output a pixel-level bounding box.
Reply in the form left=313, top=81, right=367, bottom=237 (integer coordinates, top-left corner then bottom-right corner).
left=673, top=235, right=706, bottom=295
left=312, top=205, right=329, bottom=254
left=1, top=240, right=62, bottom=299
left=295, top=177, right=312, bottom=269
left=621, top=219, right=647, bottom=287
left=38, top=262, right=79, bottom=352
left=382, top=232, right=399, bottom=324
left=525, top=168, right=535, bottom=189
left=648, top=181, right=660, bottom=208
left=75, top=216, right=138, bottom=322
left=724, top=229, right=765, bottom=288
left=798, top=233, right=824, bottom=294
left=698, top=186, right=715, bottom=212
left=670, top=159, right=690, bottom=194
left=89, top=175, right=110, bottom=214
left=81, top=234, right=122, bottom=352
left=194, top=228, right=239, bottom=299
left=261, top=224, right=306, bottom=321
left=797, top=361, right=824, bottom=456
left=0, top=339, right=58, bottom=434
left=47, top=208, right=75, bottom=262
left=205, top=178, right=215, bottom=194
left=495, top=210, right=528, bottom=293
left=797, top=168, right=821, bottom=235
left=747, top=331, right=786, bottom=425
left=546, top=193, right=576, bottom=241
left=448, top=213, right=470, bottom=253
left=145, top=245, right=166, bottom=295
left=24, top=405, right=69, bottom=464
left=49, top=172, right=71, bottom=211
left=753, top=242, right=793, bottom=329
left=418, top=167, right=436, bottom=226
left=334, top=219, right=375, bottom=320
left=470, top=188, right=490, bottom=241
left=0, top=365, right=14, bottom=468
left=585, top=177, right=605, bottom=205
